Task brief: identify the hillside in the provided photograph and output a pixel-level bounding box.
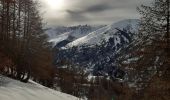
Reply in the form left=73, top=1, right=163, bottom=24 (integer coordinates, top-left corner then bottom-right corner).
left=0, top=75, right=78, bottom=100
left=54, top=19, right=139, bottom=77
left=67, top=19, right=139, bottom=48
left=46, top=25, right=103, bottom=47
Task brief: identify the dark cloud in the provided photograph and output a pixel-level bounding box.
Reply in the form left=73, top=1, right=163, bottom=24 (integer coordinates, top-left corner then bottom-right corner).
left=66, top=3, right=113, bottom=16
left=66, top=10, right=88, bottom=21
left=83, top=4, right=113, bottom=13
left=65, top=3, right=113, bottom=22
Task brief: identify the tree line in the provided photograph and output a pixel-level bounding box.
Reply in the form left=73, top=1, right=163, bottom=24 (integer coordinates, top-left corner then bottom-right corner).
left=0, top=0, right=55, bottom=87
left=117, top=0, right=170, bottom=99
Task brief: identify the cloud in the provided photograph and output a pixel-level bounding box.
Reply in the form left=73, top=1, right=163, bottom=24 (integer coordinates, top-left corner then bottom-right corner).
left=39, top=0, right=153, bottom=26
left=65, top=3, right=113, bottom=22
left=82, top=3, right=113, bottom=13
left=66, top=10, right=88, bottom=21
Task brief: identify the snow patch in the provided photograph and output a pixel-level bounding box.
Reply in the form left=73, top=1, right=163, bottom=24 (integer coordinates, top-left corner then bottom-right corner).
left=0, top=75, right=78, bottom=100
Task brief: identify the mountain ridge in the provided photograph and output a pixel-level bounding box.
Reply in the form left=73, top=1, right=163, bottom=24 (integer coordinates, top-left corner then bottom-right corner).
left=52, top=19, right=140, bottom=79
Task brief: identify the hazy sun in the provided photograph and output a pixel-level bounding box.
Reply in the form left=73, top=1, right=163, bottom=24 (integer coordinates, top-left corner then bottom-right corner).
left=46, top=0, right=65, bottom=10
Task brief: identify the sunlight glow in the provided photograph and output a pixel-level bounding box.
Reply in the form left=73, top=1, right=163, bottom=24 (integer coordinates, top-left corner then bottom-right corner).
left=46, top=0, right=65, bottom=10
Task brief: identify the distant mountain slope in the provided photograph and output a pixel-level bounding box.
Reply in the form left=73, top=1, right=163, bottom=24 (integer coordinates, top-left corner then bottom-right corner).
left=67, top=19, right=139, bottom=48
left=46, top=25, right=103, bottom=47
left=0, top=75, right=78, bottom=100
left=54, top=19, right=139, bottom=78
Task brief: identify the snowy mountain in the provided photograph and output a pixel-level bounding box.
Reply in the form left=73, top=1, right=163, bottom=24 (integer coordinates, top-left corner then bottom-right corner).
left=45, top=25, right=103, bottom=47
left=54, top=19, right=139, bottom=78
left=67, top=19, right=139, bottom=48
left=0, top=75, right=78, bottom=100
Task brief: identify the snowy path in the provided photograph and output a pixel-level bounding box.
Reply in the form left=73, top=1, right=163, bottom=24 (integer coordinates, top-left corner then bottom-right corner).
left=0, top=76, right=78, bottom=100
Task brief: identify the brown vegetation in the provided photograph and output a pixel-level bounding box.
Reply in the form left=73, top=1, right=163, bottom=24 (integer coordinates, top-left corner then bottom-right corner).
left=0, top=0, right=55, bottom=87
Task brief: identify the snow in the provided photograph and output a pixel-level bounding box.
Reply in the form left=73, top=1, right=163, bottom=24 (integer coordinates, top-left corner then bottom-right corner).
left=66, top=19, right=139, bottom=48
left=48, top=32, right=71, bottom=46
left=66, top=25, right=111, bottom=47
left=46, top=25, right=102, bottom=47
left=0, top=75, right=78, bottom=100
left=122, top=57, right=140, bottom=64
left=45, top=28, right=59, bottom=39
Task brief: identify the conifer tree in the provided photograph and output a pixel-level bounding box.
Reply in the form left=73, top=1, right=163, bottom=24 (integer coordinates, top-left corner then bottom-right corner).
left=138, top=0, right=169, bottom=38
left=117, top=0, right=170, bottom=99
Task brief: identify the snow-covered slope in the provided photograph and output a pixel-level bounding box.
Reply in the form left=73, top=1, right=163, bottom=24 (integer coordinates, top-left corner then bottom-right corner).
left=46, top=25, right=103, bottom=47
left=67, top=19, right=139, bottom=48
left=0, top=75, right=78, bottom=100
left=49, top=32, right=72, bottom=46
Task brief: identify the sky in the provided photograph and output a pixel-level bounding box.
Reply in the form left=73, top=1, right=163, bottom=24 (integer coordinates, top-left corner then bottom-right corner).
left=38, top=0, right=152, bottom=27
